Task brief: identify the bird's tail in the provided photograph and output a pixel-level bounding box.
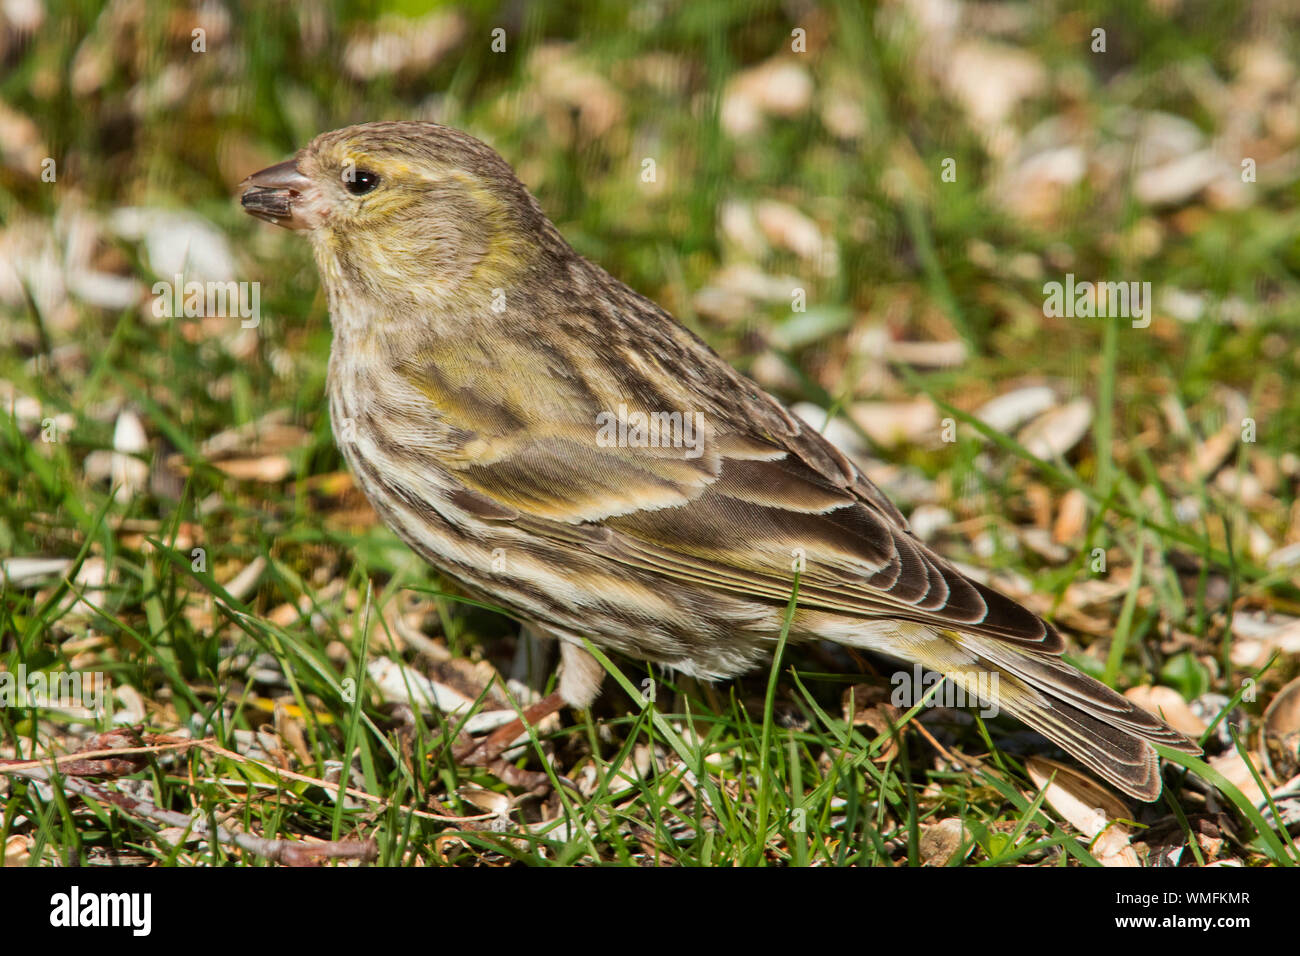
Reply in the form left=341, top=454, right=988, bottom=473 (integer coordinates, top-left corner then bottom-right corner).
left=912, top=629, right=1202, bottom=800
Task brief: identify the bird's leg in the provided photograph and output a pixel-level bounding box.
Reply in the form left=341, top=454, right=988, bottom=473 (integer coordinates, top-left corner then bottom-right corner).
left=555, top=639, right=605, bottom=710
left=508, top=623, right=555, bottom=694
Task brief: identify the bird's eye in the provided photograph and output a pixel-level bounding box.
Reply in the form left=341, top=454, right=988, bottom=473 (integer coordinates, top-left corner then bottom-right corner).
left=344, top=169, right=380, bottom=196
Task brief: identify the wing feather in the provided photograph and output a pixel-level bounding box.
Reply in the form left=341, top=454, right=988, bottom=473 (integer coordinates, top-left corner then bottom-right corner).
left=410, top=310, right=1064, bottom=652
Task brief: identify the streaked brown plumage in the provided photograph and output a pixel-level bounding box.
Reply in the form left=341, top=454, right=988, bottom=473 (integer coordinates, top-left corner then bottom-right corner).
left=241, top=121, right=1199, bottom=800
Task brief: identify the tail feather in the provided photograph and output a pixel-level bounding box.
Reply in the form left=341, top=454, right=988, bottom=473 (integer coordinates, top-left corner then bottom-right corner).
left=920, top=630, right=1201, bottom=801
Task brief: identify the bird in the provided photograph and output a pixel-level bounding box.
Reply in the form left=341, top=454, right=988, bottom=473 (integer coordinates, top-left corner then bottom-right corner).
left=240, top=121, right=1200, bottom=800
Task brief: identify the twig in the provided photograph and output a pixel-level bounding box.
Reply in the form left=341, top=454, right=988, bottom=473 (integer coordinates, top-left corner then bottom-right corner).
left=1, top=732, right=503, bottom=826
left=4, top=762, right=376, bottom=866
left=911, top=717, right=983, bottom=770
left=191, top=739, right=500, bottom=823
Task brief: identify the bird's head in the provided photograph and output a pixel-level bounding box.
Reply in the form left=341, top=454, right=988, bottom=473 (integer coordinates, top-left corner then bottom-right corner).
left=240, top=121, right=552, bottom=316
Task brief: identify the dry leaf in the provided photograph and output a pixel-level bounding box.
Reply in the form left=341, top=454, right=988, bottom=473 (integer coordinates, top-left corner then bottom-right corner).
left=1185, top=425, right=1238, bottom=482
left=1124, top=686, right=1207, bottom=738
left=1206, top=751, right=1268, bottom=806
left=1018, top=527, right=1068, bottom=563
left=882, top=338, right=967, bottom=367
left=0, top=556, right=72, bottom=588
left=1053, top=488, right=1088, bottom=544
left=721, top=58, right=813, bottom=136
left=211, top=455, right=292, bottom=482
left=1018, top=398, right=1092, bottom=459
left=109, top=408, right=148, bottom=502
left=367, top=658, right=517, bottom=735
left=1228, top=612, right=1300, bottom=669
left=3, top=835, right=31, bottom=867
left=1262, top=676, right=1300, bottom=782
left=944, top=40, right=1045, bottom=129
left=1026, top=757, right=1139, bottom=866
left=342, top=10, right=466, bottom=80
left=110, top=207, right=237, bottom=285
left=221, top=555, right=265, bottom=603
left=457, top=786, right=513, bottom=816
left=974, top=385, right=1056, bottom=435
left=754, top=200, right=837, bottom=274
left=847, top=399, right=938, bottom=448
left=527, top=44, right=624, bottom=141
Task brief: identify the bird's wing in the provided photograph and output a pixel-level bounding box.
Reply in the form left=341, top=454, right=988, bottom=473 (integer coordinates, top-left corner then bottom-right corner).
left=395, top=312, right=1062, bottom=652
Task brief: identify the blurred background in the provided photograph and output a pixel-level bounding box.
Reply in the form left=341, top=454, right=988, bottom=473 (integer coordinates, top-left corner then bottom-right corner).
left=1, top=0, right=1299, bottom=866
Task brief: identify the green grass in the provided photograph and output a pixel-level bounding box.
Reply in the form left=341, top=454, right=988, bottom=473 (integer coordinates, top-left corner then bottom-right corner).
left=2, top=0, right=1298, bottom=866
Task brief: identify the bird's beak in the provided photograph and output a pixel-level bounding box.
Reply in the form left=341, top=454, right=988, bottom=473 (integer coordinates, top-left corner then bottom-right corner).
left=240, top=159, right=315, bottom=230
